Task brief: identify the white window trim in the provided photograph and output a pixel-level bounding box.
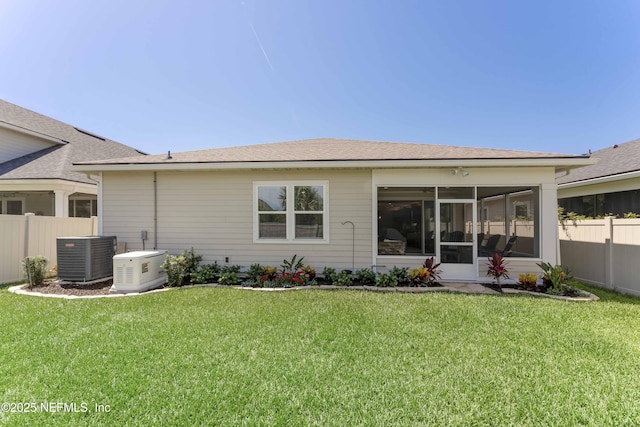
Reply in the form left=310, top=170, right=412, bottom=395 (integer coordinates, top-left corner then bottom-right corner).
left=253, top=181, right=329, bottom=244
left=69, top=198, right=97, bottom=218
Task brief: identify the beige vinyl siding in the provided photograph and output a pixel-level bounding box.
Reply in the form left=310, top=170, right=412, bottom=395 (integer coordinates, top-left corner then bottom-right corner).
left=372, top=166, right=558, bottom=187
left=101, top=171, right=156, bottom=250
left=0, top=127, right=56, bottom=163
left=101, top=169, right=373, bottom=271
left=101, top=165, right=560, bottom=279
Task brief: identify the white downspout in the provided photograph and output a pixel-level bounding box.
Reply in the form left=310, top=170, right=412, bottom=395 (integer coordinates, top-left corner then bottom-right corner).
left=154, top=172, right=158, bottom=250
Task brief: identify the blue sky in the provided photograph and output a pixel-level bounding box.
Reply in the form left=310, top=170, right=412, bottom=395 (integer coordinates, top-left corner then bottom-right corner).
left=1, top=0, right=639, bottom=155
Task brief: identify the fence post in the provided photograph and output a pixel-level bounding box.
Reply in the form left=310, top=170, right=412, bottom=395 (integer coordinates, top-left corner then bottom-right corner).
left=23, top=213, right=35, bottom=259
left=91, top=216, right=98, bottom=235
left=604, top=216, right=614, bottom=289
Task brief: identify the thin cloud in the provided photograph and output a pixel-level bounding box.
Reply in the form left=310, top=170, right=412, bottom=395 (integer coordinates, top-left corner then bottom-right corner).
left=249, top=22, right=274, bottom=72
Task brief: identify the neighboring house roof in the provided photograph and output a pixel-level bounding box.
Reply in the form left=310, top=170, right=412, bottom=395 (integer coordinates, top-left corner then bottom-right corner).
left=0, top=99, right=145, bottom=185
left=73, top=138, right=592, bottom=171
left=557, top=137, right=640, bottom=185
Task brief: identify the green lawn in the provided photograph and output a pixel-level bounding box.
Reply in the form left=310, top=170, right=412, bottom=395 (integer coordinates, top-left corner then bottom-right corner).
left=1, top=283, right=639, bottom=426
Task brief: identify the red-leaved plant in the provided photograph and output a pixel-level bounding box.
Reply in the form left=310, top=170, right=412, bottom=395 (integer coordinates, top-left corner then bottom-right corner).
left=422, top=257, right=442, bottom=286
left=487, top=253, right=509, bottom=286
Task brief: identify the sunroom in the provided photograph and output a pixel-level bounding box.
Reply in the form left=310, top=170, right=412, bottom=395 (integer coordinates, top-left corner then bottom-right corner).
left=372, top=168, right=557, bottom=281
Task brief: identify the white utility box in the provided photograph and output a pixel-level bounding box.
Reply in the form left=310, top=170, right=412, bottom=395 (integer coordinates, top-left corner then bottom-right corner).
left=112, top=250, right=168, bottom=293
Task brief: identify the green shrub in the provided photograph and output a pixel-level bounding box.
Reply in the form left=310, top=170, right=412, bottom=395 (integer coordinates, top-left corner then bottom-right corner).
left=320, top=267, right=356, bottom=286
left=245, top=264, right=264, bottom=282
left=182, top=248, right=203, bottom=285
left=219, top=272, right=240, bottom=286
left=22, top=256, right=49, bottom=287
left=191, top=262, right=220, bottom=284
left=356, top=268, right=376, bottom=285
left=322, top=267, right=337, bottom=281
left=161, top=254, right=189, bottom=287
left=376, top=273, right=398, bottom=287
left=221, top=264, right=241, bottom=275
left=389, top=266, right=409, bottom=285
left=537, top=262, right=572, bottom=292
left=331, top=271, right=353, bottom=287
left=217, top=265, right=242, bottom=286
left=161, top=248, right=203, bottom=286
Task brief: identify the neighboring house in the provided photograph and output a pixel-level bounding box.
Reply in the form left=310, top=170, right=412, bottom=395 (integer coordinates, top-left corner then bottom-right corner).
left=0, top=99, right=145, bottom=217
left=557, top=138, right=640, bottom=217
left=73, top=138, right=592, bottom=281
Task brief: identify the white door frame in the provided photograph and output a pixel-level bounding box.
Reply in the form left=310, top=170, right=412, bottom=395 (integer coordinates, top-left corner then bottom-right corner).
left=436, top=198, right=477, bottom=280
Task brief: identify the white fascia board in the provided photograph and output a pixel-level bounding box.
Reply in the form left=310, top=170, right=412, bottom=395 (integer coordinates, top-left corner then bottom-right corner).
left=0, top=121, right=68, bottom=145
left=558, top=169, right=640, bottom=190
left=71, top=157, right=595, bottom=173
left=0, top=179, right=96, bottom=192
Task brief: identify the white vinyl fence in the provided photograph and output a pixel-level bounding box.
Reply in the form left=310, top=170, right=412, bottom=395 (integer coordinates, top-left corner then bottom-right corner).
left=559, top=218, right=640, bottom=296
left=0, top=214, right=98, bottom=284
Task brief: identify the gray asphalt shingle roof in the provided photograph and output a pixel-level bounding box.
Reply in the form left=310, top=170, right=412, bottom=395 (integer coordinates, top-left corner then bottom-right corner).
left=75, top=138, right=586, bottom=166
left=0, top=99, right=145, bottom=184
left=557, top=138, right=640, bottom=184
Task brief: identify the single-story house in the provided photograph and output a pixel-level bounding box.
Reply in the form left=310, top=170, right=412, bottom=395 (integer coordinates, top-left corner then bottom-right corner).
left=0, top=99, right=145, bottom=217
left=558, top=137, right=640, bottom=217
left=73, top=138, right=593, bottom=281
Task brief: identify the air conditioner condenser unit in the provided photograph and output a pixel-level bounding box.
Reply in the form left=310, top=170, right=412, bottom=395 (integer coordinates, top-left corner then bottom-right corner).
left=57, top=236, right=117, bottom=282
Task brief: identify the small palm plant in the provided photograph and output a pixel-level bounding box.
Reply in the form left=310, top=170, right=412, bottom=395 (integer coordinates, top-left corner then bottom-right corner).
left=487, top=253, right=509, bottom=287
left=281, top=254, right=305, bottom=274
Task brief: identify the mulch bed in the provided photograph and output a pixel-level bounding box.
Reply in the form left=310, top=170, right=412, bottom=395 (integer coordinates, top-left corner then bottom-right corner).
left=17, top=279, right=595, bottom=301
left=485, top=282, right=592, bottom=298
left=26, top=279, right=114, bottom=297
left=313, top=280, right=444, bottom=288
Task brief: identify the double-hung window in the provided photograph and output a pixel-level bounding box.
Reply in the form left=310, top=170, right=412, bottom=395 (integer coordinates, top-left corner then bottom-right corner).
left=254, top=182, right=328, bottom=242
